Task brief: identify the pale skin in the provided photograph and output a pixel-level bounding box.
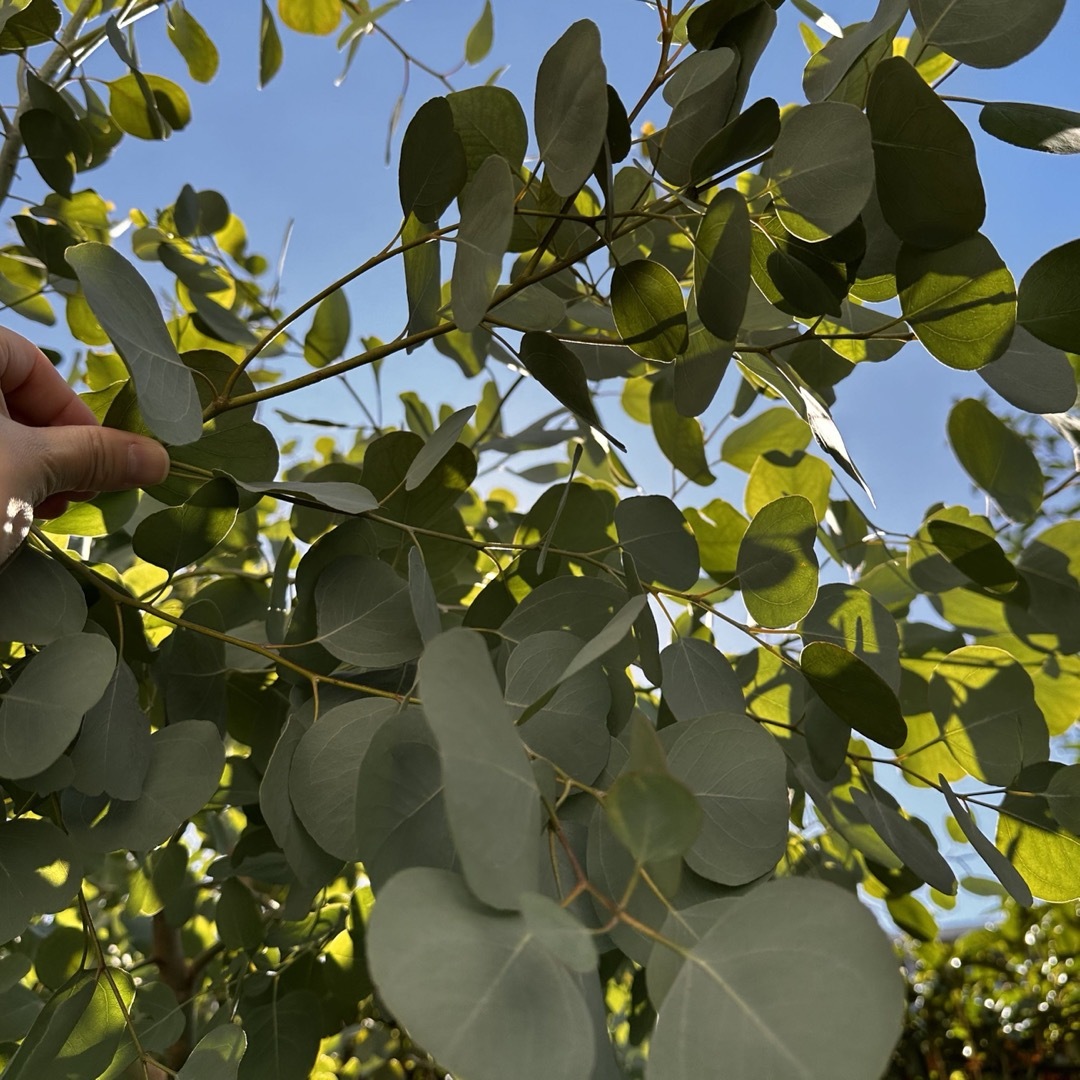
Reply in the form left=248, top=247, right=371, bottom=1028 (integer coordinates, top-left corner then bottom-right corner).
left=0, top=326, right=170, bottom=566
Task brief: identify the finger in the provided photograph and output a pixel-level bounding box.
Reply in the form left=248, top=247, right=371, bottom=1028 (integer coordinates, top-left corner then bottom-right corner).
left=26, top=424, right=170, bottom=502
left=0, top=327, right=98, bottom=428
left=35, top=493, right=71, bottom=520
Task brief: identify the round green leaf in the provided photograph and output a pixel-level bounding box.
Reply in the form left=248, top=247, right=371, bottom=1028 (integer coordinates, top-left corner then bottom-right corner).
left=736, top=495, right=819, bottom=629
left=930, top=645, right=1049, bottom=785
left=303, top=289, right=350, bottom=368
left=612, top=260, right=689, bottom=362
left=506, top=632, right=611, bottom=785
left=368, top=868, right=595, bottom=1080
left=107, top=73, right=191, bottom=139
left=995, top=786, right=1079, bottom=902
left=911, top=0, right=1065, bottom=68
left=354, top=706, right=457, bottom=891
left=663, top=714, right=790, bottom=885
left=694, top=188, right=751, bottom=340
left=0, top=546, right=86, bottom=644
left=745, top=450, right=832, bottom=522
left=448, top=86, right=528, bottom=178
left=534, top=19, right=608, bottom=197
left=606, top=771, right=702, bottom=864
left=519, top=892, right=597, bottom=974
left=217, top=879, right=264, bottom=953
left=1046, top=764, right=1080, bottom=834
left=451, top=154, right=514, bottom=332
left=237, top=992, right=321, bottom=1080
left=660, top=639, right=744, bottom=721
left=63, top=720, right=225, bottom=852
left=947, top=398, right=1043, bottom=522
left=721, top=407, right=811, bottom=472
left=867, top=57, right=984, bottom=249
left=650, top=375, right=715, bottom=485
left=977, top=325, right=1078, bottom=413
left=177, top=1024, right=247, bottom=1080
left=289, top=699, right=395, bottom=862
left=133, top=477, right=239, bottom=572
left=615, top=494, right=701, bottom=591
left=419, top=629, right=542, bottom=910
left=772, top=102, right=874, bottom=241
left=1017, top=521, right=1080, bottom=652
left=800, top=583, right=901, bottom=691
left=898, top=235, right=1017, bottom=370
left=1017, top=239, right=1080, bottom=352
left=315, top=555, right=423, bottom=668
left=277, top=0, right=340, bottom=34
left=926, top=519, right=1020, bottom=594
left=649, top=879, right=904, bottom=1080
left=0, top=633, right=114, bottom=779
left=398, top=96, right=467, bottom=222
left=801, top=641, right=907, bottom=749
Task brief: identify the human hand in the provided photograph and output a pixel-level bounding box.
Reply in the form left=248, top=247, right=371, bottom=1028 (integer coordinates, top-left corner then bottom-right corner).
left=0, top=326, right=170, bottom=565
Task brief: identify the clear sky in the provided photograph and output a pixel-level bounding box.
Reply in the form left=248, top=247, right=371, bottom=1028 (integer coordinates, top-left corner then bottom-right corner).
left=16, top=1, right=1080, bottom=928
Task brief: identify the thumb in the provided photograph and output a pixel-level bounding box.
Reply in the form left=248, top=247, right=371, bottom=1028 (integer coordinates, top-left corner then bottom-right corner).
left=29, top=424, right=171, bottom=501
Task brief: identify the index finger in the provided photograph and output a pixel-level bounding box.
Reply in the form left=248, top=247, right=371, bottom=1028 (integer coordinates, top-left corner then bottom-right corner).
left=0, top=327, right=98, bottom=428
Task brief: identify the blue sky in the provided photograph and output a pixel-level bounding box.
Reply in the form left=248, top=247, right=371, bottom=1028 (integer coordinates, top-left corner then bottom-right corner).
left=15, top=1, right=1080, bottom=927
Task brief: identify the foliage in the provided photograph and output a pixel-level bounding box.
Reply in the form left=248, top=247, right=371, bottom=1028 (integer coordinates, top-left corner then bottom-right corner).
left=0, top=1, right=1078, bottom=1078
left=889, top=900, right=1080, bottom=1079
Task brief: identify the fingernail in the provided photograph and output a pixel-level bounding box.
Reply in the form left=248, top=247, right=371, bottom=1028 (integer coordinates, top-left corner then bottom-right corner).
left=127, top=440, right=170, bottom=486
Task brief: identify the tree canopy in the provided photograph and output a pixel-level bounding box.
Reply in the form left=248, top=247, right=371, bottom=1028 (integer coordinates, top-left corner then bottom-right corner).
left=0, top=1, right=1079, bottom=1078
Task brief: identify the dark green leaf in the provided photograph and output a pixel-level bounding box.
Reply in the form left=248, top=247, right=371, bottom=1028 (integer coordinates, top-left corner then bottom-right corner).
left=518, top=331, right=624, bottom=450
left=534, top=19, right=608, bottom=197
left=977, top=326, right=1078, bottom=413
left=926, top=519, right=1019, bottom=593
left=447, top=86, right=528, bottom=178
left=1018, top=521, right=1080, bottom=654
left=940, top=775, right=1032, bottom=906
left=368, top=869, right=594, bottom=1080
left=867, top=57, right=985, bottom=249
left=800, top=583, right=900, bottom=690
left=217, top=878, right=264, bottom=953
left=290, top=699, right=395, bottom=861
left=695, top=188, right=750, bottom=341
left=18, top=109, right=74, bottom=197
left=177, top=1025, right=247, bottom=1080
left=612, top=259, right=689, bottom=362
left=650, top=374, right=715, bottom=485
left=0, top=0, right=60, bottom=52
left=403, top=213, right=442, bottom=338
left=315, top=555, right=422, bottom=668
left=898, top=235, right=1016, bottom=370
left=237, top=991, right=321, bottom=1080
left=803, top=0, right=906, bottom=102
left=258, top=0, right=284, bottom=88
left=0, top=546, right=85, bottom=644
left=1046, top=765, right=1080, bottom=834
left=451, top=154, right=514, bottom=331
left=736, top=495, right=819, bottom=628
left=419, top=629, right=542, bottom=909
left=408, top=547, right=442, bottom=644
left=606, top=771, right=702, bottom=863
left=0, top=633, right=114, bottom=779
left=133, top=477, right=239, bottom=572
left=67, top=242, right=202, bottom=444
left=615, top=494, right=700, bottom=591
left=801, top=640, right=907, bottom=748
left=234, top=477, right=378, bottom=514
left=1017, top=239, right=1080, bottom=352
left=911, top=0, right=1064, bottom=68
left=772, top=102, right=874, bottom=241
left=948, top=398, right=1043, bottom=522
left=355, top=707, right=457, bottom=890
left=649, top=880, right=904, bottom=1080
left=69, top=661, right=151, bottom=801
left=660, top=638, right=743, bottom=721
left=519, top=892, right=597, bottom=973
left=663, top=713, right=790, bottom=885
left=399, top=97, right=467, bottom=222
left=980, top=101, right=1080, bottom=154
left=63, top=720, right=225, bottom=852
left=691, top=96, right=781, bottom=182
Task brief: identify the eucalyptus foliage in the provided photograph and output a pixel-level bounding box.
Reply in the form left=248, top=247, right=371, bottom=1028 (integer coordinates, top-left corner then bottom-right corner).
left=0, top=1, right=1079, bottom=1078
